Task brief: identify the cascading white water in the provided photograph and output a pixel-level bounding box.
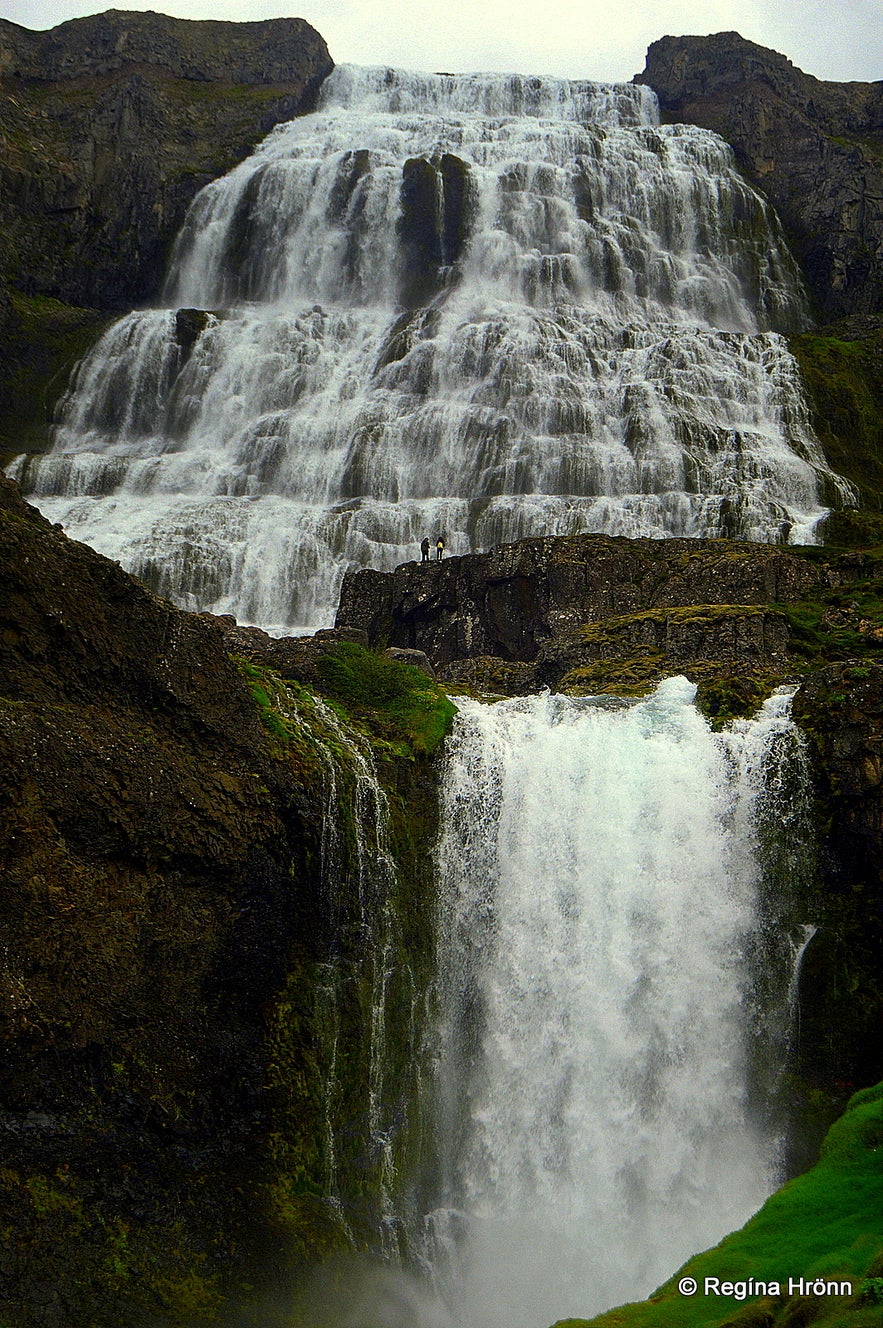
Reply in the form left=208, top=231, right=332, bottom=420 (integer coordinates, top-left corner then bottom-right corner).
left=428, top=678, right=808, bottom=1328
left=8, top=65, right=852, bottom=632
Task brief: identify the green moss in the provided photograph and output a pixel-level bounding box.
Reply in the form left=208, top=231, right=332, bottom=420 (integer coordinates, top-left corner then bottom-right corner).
left=776, top=595, right=883, bottom=664
left=236, top=646, right=456, bottom=760
left=559, top=1084, right=883, bottom=1328
left=555, top=606, right=793, bottom=716
left=232, top=647, right=447, bottom=1283
left=578, top=604, right=773, bottom=640
left=0, top=1165, right=223, bottom=1324
left=313, top=643, right=457, bottom=756
left=789, top=330, right=883, bottom=525
left=696, top=673, right=787, bottom=727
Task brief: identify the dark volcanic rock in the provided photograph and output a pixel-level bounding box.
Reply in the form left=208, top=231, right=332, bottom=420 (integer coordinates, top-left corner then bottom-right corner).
left=0, top=469, right=313, bottom=1319
left=0, top=472, right=443, bottom=1325
left=335, top=534, right=832, bottom=686
left=635, top=32, right=883, bottom=319
left=791, top=663, right=883, bottom=1150
left=397, top=152, right=476, bottom=308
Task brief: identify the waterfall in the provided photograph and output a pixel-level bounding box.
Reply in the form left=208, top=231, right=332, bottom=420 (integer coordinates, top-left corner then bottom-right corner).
left=8, top=65, right=852, bottom=633
left=428, top=677, right=812, bottom=1328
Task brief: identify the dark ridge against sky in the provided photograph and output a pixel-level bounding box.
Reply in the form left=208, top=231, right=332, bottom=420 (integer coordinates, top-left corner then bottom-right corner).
left=3, top=0, right=881, bottom=83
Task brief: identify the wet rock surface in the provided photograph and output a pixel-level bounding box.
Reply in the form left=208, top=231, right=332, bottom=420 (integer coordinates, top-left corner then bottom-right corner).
left=335, top=534, right=836, bottom=689
left=0, top=473, right=446, bottom=1325
left=792, top=664, right=883, bottom=1113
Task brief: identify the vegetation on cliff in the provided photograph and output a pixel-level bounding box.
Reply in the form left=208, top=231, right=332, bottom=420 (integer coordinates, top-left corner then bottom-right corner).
left=789, top=321, right=883, bottom=542
left=0, top=292, right=109, bottom=463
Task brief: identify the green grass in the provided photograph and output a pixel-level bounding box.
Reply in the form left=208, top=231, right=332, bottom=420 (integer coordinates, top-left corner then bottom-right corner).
left=237, top=645, right=456, bottom=759
left=557, top=1082, right=883, bottom=1328
left=314, top=642, right=457, bottom=755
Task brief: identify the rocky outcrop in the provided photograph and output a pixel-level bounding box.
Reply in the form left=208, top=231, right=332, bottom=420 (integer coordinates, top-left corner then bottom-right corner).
left=335, top=534, right=836, bottom=690
left=398, top=152, right=477, bottom=308
left=0, top=11, right=332, bottom=312
left=635, top=32, right=883, bottom=320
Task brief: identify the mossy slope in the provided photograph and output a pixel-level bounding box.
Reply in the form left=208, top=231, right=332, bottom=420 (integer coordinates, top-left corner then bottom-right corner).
left=789, top=321, right=883, bottom=544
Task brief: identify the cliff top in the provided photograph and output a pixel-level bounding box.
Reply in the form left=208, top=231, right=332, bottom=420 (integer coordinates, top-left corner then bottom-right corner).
left=634, top=30, right=883, bottom=319
left=637, top=30, right=883, bottom=134
left=0, top=9, right=330, bottom=85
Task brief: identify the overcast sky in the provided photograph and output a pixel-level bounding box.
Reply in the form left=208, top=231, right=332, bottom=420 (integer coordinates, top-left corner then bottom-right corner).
left=3, top=0, right=881, bottom=83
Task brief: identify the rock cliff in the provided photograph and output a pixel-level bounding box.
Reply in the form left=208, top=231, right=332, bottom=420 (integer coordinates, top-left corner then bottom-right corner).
left=635, top=32, right=883, bottom=321
left=0, top=472, right=448, bottom=1326
left=335, top=535, right=836, bottom=694
left=0, top=11, right=332, bottom=310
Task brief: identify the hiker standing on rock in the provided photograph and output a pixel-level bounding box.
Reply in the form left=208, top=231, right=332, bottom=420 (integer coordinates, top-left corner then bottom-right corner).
left=436, top=536, right=444, bottom=560
left=420, top=536, right=430, bottom=563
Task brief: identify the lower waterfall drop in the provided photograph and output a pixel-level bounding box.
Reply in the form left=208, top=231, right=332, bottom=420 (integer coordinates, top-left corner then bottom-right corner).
left=430, top=677, right=805, bottom=1328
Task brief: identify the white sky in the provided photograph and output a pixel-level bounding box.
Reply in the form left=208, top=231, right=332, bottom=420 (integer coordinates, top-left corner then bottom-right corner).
left=2, top=0, right=881, bottom=84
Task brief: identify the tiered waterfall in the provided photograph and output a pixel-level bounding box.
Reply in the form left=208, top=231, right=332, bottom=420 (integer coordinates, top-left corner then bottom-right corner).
left=9, top=65, right=850, bottom=631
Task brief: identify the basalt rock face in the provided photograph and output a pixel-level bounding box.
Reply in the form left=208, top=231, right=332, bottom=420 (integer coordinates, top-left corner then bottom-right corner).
left=0, top=11, right=333, bottom=312
left=0, top=469, right=314, bottom=1323
left=791, top=664, right=883, bottom=1161
left=0, top=472, right=443, bottom=1326
left=335, top=535, right=833, bottom=691
left=635, top=33, right=883, bottom=321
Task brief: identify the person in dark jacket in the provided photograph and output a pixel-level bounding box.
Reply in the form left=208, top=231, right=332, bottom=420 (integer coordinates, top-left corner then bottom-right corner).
left=420, top=536, right=430, bottom=562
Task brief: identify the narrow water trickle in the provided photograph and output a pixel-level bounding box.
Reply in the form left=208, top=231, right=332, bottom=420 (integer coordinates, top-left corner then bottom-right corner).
left=425, top=679, right=813, bottom=1328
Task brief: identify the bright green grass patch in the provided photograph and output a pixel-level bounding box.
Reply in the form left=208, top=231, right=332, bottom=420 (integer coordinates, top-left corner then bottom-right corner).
left=236, top=646, right=456, bottom=759
left=315, top=642, right=456, bottom=755
left=557, top=1083, right=883, bottom=1328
